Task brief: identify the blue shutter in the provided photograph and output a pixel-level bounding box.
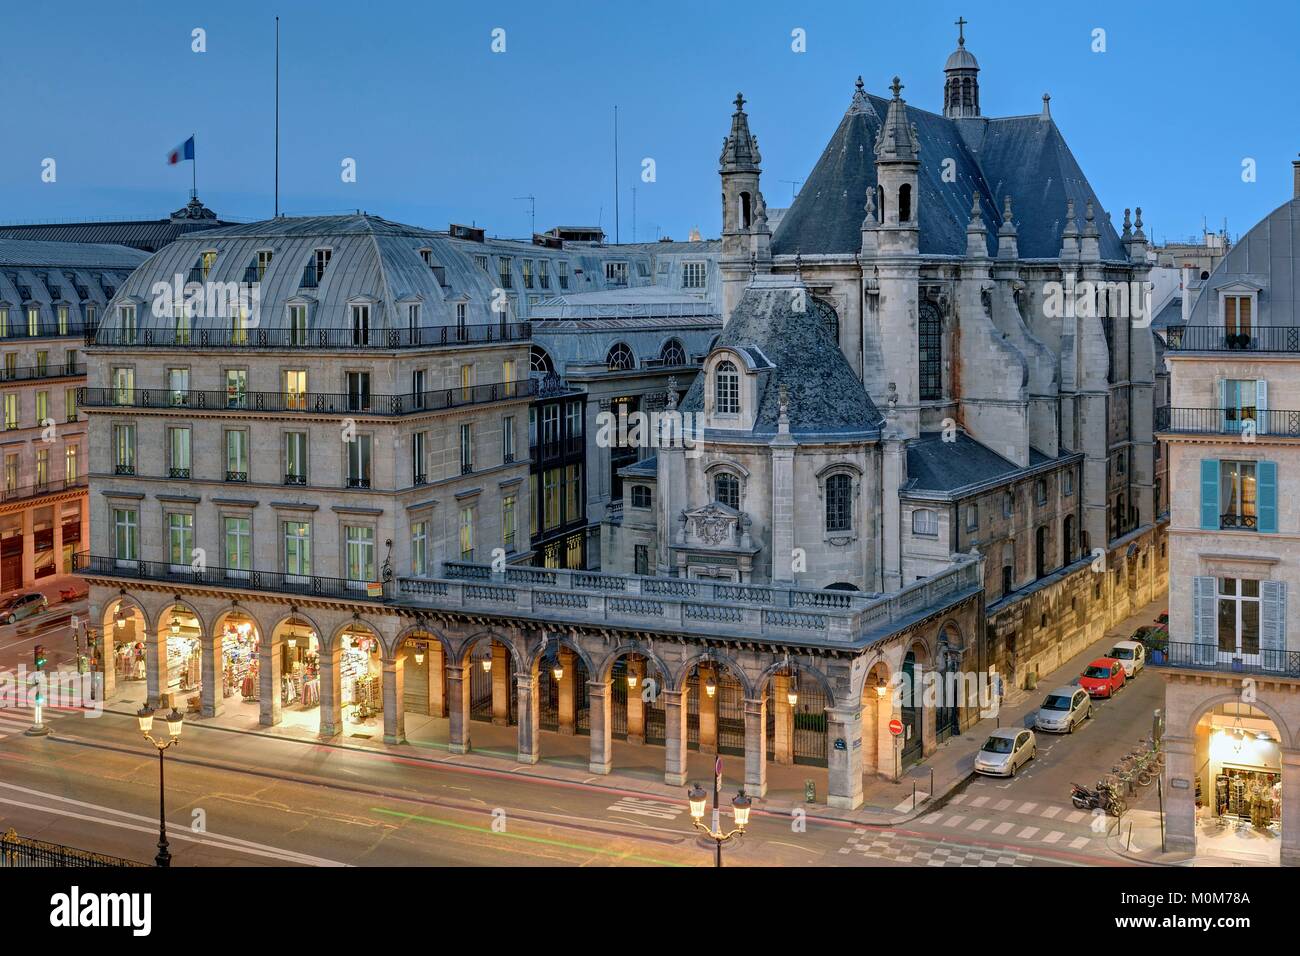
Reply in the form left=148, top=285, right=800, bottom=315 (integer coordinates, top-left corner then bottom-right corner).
left=1193, top=576, right=1217, bottom=666
left=1260, top=581, right=1287, bottom=672
left=1200, top=459, right=1219, bottom=530
left=1257, top=460, right=1277, bottom=533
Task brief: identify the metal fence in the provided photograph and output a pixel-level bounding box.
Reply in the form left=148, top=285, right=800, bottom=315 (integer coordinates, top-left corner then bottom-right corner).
left=90, top=322, right=531, bottom=350
left=0, top=829, right=148, bottom=867
left=1158, top=641, right=1300, bottom=678
left=1165, top=325, right=1300, bottom=353
left=1155, top=406, right=1300, bottom=437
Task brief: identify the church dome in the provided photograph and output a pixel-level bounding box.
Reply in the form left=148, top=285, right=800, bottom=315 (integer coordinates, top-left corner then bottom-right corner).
left=944, top=45, right=979, bottom=72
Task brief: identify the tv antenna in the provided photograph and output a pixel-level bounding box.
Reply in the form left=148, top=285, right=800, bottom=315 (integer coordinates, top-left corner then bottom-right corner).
left=780, top=179, right=802, bottom=200
left=514, top=195, right=536, bottom=236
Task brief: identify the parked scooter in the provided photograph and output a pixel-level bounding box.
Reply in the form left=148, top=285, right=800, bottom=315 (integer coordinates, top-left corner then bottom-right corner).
left=1070, top=779, right=1126, bottom=816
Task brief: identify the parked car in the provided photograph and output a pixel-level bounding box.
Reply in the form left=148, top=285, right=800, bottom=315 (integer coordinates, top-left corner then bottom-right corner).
left=1035, top=686, right=1092, bottom=733
left=1079, top=657, right=1127, bottom=698
left=1108, top=639, right=1146, bottom=678
left=0, top=591, right=48, bottom=624
left=974, top=727, right=1037, bottom=777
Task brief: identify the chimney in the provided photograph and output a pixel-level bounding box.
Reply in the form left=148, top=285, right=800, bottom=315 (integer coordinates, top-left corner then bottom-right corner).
left=1181, top=266, right=1191, bottom=324
left=1293, top=153, right=1300, bottom=199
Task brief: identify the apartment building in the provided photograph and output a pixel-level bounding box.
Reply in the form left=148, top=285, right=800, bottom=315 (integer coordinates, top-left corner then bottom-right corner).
left=1157, top=162, right=1300, bottom=865
left=0, top=239, right=147, bottom=590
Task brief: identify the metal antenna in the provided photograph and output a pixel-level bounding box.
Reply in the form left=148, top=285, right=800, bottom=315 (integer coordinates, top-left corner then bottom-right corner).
left=780, top=179, right=802, bottom=200
left=613, top=105, right=620, bottom=244
left=513, top=195, right=536, bottom=236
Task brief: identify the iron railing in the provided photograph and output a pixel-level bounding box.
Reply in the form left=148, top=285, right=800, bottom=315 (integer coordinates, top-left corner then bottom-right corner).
left=1155, top=406, right=1300, bottom=437
left=0, top=474, right=87, bottom=503
left=1165, top=326, right=1300, bottom=353
left=0, top=361, right=85, bottom=383
left=1, top=829, right=148, bottom=868
left=89, top=322, right=531, bottom=350
left=74, top=552, right=388, bottom=603
left=1158, top=641, right=1300, bottom=678
left=78, top=378, right=535, bottom=416
left=1, top=322, right=97, bottom=341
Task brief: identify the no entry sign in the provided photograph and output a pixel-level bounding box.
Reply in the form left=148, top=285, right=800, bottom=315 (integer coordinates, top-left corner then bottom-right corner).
left=888, top=718, right=904, bottom=737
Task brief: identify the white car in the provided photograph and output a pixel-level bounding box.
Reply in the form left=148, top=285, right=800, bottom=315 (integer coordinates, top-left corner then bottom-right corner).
left=1108, top=640, right=1146, bottom=678
left=1035, top=686, right=1092, bottom=734
left=974, top=727, right=1036, bottom=777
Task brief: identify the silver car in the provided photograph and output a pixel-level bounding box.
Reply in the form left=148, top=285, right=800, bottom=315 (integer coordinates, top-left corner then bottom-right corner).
left=974, top=727, right=1036, bottom=777
left=1034, top=686, right=1091, bottom=734
left=0, top=591, right=47, bottom=625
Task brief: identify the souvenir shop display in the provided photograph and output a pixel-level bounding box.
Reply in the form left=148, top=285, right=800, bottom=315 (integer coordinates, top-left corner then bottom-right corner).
left=116, top=642, right=146, bottom=682
left=220, top=619, right=259, bottom=700
left=167, top=635, right=200, bottom=693
left=1215, top=767, right=1281, bottom=825
left=341, top=633, right=381, bottom=719
left=283, top=626, right=321, bottom=709
left=241, top=658, right=260, bottom=701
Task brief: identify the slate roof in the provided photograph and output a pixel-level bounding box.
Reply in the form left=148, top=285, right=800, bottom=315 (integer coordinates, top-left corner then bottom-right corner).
left=0, top=239, right=149, bottom=270
left=0, top=198, right=232, bottom=253
left=905, top=431, right=1072, bottom=494
left=770, top=88, right=1124, bottom=260
left=681, top=274, right=882, bottom=436
left=1151, top=295, right=1183, bottom=331
left=1185, top=197, right=1300, bottom=327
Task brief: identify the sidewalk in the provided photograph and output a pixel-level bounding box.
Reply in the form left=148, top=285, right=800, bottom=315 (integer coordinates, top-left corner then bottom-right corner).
left=96, top=594, right=1169, bottom=829
left=1109, top=808, right=1281, bottom=867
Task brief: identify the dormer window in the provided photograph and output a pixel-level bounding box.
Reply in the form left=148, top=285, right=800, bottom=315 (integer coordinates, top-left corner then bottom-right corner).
left=419, top=248, right=433, bottom=266
left=350, top=303, right=370, bottom=346
left=201, top=251, right=217, bottom=279
left=314, top=248, right=332, bottom=283
left=119, top=304, right=137, bottom=345
left=1224, top=294, right=1252, bottom=346
left=606, top=342, right=635, bottom=372
left=604, top=261, right=628, bottom=287
left=715, top=360, right=739, bottom=414
left=714, top=472, right=740, bottom=510
left=257, top=250, right=273, bottom=280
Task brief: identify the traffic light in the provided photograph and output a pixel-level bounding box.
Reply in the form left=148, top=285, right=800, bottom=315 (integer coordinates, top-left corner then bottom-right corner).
left=33, top=644, right=47, bottom=672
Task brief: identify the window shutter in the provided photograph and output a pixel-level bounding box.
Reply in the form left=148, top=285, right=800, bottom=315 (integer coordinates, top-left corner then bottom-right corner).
left=1256, top=379, right=1268, bottom=435
left=1193, top=576, right=1217, bottom=665
left=1257, top=460, right=1278, bottom=533
left=1199, top=459, right=1219, bottom=530
left=1260, top=580, right=1287, bottom=672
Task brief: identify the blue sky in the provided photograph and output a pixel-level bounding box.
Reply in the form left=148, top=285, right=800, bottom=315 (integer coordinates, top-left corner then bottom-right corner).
left=3, top=0, right=1297, bottom=244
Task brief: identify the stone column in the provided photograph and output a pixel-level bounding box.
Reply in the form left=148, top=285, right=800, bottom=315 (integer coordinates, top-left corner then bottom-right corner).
left=259, top=629, right=281, bottom=726
left=447, top=661, right=470, bottom=754
left=491, top=641, right=509, bottom=725
left=920, top=663, right=938, bottom=757
left=319, top=641, right=342, bottom=738
left=698, top=666, right=718, bottom=755
left=20, top=508, right=34, bottom=588
left=96, top=599, right=115, bottom=701
left=1162, top=733, right=1196, bottom=855
left=626, top=659, right=645, bottom=744
left=79, top=505, right=90, bottom=564
left=52, top=519, right=63, bottom=575
left=428, top=642, right=445, bottom=717
left=663, top=688, right=689, bottom=786
left=827, top=706, right=864, bottom=809
left=744, top=696, right=767, bottom=797
left=516, top=670, right=540, bottom=764
left=1281, top=749, right=1300, bottom=867
left=200, top=628, right=222, bottom=718
left=773, top=674, right=794, bottom=765
left=382, top=655, right=406, bottom=745
left=557, top=646, right=576, bottom=735
left=146, top=624, right=165, bottom=710
left=588, top=679, right=612, bottom=774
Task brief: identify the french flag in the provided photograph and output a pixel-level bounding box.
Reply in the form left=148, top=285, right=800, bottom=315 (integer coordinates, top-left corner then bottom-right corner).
left=166, top=136, right=195, bottom=165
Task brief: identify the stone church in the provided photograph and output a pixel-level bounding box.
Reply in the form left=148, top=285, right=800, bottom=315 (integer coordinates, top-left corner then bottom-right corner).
left=604, top=25, right=1167, bottom=686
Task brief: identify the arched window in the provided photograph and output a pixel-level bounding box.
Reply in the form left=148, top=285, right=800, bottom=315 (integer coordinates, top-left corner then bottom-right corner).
left=660, top=338, right=686, bottom=366
left=714, top=472, right=740, bottom=510
left=826, top=473, right=853, bottom=532
left=714, top=360, right=739, bottom=414
left=877, top=185, right=886, bottom=223
left=530, top=345, right=553, bottom=374
left=918, top=302, right=942, bottom=401
left=1063, top=514, right=1076, bottom=563
left=1001, top=542, right=1015, bottom=596
left=898, top=183, right=912, bottom=223
left=605, top=342, right=635, bottom=371
left=813, top=297, right=839, bottom=340
left=912, top=508, right=938, bottom=537
left=739, top=192, right=752, bottom=230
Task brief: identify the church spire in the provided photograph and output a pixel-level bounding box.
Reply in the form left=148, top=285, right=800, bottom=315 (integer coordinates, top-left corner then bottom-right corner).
left=943, top=16, right=981, bottom=119
left=719, top=92, right=761, bottom=172
left=874, top=77, right=919, bottom=164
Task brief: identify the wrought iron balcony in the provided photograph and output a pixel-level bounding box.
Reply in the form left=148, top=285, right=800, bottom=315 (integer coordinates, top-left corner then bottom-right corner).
left=0, top=361, right=86, bottom=383
left=74, top=552, right=387, bottom=603
left=346, top=476, right=371, bottom=489
left=89, top=321, right=529, bottom=350
left=1155, top=406, right=1300, bottom=437
left=113, top=464, right=135, bottom=476
left=1220, top=513, right=1258, bottom=531
left=283, top=473, right=306, bottom=486
left=0, top=474, right=87, bottom=504
left=225, top=471, right=248, bottom=483
left=1157, top=640, right=1300, bottom=678
left=167, top=467, right=191, bottom=480
left=78, top=378, right=536, bottom=416
left=3, top=322, right=96, bottom=342
left=1165, top=326, right=1300, bottom=353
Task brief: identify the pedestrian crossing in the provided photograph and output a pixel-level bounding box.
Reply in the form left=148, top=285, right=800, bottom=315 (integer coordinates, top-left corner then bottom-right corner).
left=916, top=790, right=1107, bottom=853
left=0, top=705, right=76, bottom=738
left=840, top=829, right=1035, bottom=867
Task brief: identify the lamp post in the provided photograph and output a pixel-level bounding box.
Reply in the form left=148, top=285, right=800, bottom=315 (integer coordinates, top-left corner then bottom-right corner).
left=137, top=705, right=184, bottom=867
left=686, top=760, right=751, bottom=867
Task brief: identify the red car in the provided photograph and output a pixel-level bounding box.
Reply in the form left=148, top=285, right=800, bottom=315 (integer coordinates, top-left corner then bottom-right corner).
left=1079, top=657, right=1126, bottom=698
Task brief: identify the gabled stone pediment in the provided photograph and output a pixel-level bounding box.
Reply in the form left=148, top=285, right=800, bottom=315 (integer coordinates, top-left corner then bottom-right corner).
left=678, top=502, right=751, bottom=550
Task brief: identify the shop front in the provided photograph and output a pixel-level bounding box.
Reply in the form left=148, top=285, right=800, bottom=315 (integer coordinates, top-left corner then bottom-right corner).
left=218, top=615, right=261, bottom=718
left=163, top=607, right=202, bottom=709
left=340, top=629, right=382, bottom=727
left=1196, top=703, right=1282, bottom=835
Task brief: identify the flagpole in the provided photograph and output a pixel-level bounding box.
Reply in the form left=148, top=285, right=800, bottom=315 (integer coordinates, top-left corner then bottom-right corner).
left=275, top=16, right=280, bottom=217
left=191, top=132, right=197, bottom=199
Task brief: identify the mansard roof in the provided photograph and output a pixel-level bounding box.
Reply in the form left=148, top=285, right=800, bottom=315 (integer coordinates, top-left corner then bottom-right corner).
left=770, top=88, right=1124, bottom=260
left=1186, top=196, right=1300, bottom=326
left=681, top=274, right=882, bottom=436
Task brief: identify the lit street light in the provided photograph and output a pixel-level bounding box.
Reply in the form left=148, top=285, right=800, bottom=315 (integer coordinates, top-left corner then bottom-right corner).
left=137, top=705, right=184, bottom=867
left=686, top=757, right=751, bottom=867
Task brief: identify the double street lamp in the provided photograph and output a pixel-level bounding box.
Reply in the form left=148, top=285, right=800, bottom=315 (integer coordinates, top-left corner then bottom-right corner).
left=686, top=764, right=752, bottom=867
left=137, top=705, right=184, bottom=867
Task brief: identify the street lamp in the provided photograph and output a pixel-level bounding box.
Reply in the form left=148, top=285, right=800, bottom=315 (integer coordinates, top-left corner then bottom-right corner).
left=686, top=770, right=751, bottom=867
left=874, top=674, right=889, bottom=699
left=137, top=705, right=184, bottom=867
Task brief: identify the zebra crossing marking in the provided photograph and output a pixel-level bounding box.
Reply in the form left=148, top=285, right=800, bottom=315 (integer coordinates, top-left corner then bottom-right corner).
left=966, top=818, right=990, bottom=831
left=992, top=822, right=1014, bottom=835
left=1042, top=831, right=1064, bottom=844
left=1017, top=826, right=1040, bottom=839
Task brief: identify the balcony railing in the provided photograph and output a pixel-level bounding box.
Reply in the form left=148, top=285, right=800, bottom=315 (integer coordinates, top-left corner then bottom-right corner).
left=0, top=362, right=86, bottom=383
left=73, top=552, right=387, bottom=603
left=78, top=378, right=536, bottom=416
left=0, top=474, right=87, bottom=503
left=1165, top=326, right=1300, bottom=353
left=1158, top=641, right=1300, bottom=678
left=1155, top=406, right=1300, bottom=437
left=2, top=323, right=97, bottom=342
left=89, top=322, right=531, bottom=350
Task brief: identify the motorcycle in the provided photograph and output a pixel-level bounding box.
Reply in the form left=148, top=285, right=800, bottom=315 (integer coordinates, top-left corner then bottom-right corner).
left=1070, top=779, right=1126, bottom=817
